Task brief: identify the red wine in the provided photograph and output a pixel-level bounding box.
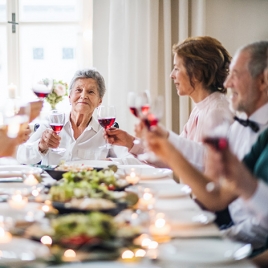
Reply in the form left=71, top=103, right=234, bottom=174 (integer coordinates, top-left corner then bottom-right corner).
left=141, top=104, right=150, bottom=115
left=129, top=107, right=139, bottom=117
left=50, top=123, right=64, bottom=134
left=98, top=117, right=116, bottom=129
left=144, top=113, right=158, bottom=129
left=203, top=137, right=228, bottom=151
left=33, top=91, right=50, bottom=99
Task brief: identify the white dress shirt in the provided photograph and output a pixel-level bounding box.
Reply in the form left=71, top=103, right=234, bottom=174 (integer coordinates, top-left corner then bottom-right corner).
left=222, top=181, right=268, bottom=249
left=17, top=112, right=142, bottom=166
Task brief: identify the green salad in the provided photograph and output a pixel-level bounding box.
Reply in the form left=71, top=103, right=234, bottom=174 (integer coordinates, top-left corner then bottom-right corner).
left=52, top=212, right=117, bottom=245
left=49, top=170, right=129, bottom=203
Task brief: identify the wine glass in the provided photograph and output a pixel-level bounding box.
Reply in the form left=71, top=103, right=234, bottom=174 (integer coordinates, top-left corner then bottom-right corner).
left=138, top=95, right=164, bottom=161
left=202, top=118, right=231, bottom=192
left=49, top=110, right=66, bottom=153
left=97, top=105, right=116, bottom=149
left=32, top=77, right=53, bottom=100
left=127, top=91, right=150, bottom=119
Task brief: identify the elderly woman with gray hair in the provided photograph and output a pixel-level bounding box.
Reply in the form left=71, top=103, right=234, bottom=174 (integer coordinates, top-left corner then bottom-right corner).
left=17, top=68, right=133, bottom=165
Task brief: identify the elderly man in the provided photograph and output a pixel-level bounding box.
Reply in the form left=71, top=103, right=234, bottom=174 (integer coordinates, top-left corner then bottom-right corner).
left=145, top=40, right=268, bottom=252
left=16, top=69, right=140, bottom=165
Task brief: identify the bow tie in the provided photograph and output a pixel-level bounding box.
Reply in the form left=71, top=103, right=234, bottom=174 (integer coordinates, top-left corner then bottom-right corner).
left=234, top=116, right=260, bottom=132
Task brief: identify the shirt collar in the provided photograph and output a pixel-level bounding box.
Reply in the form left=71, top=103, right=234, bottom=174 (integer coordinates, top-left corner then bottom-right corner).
left=65, top=112, right=100, bottom=133
left=249, top=102, right=268, bottom=125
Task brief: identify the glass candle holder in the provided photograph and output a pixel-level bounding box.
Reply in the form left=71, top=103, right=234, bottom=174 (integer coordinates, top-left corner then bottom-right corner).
left=125, top=167, right=141, bottom=185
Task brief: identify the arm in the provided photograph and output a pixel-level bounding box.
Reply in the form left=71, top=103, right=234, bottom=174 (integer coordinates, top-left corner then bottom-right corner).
left=146, top=129, right=237, bottom=211
left=16, top=120, right=60, bottom=165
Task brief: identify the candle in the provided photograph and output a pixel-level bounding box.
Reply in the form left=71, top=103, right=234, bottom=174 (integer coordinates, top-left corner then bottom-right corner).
left=41, top=235, right=52, bottom=246
left=62, top=249, right=78, bottom=262
left=138, top=188, right=155, bottom=210
left=149, top=213, right=171, bottom=242
left=24, top=174, right=39, bottom=186
left=8, top=192, right=28, bottom=209
left=8, top=83, right=17, bottom=99
left=125, top=168, right=141, bottom=185
left=125, top=172, right=140, bottom=185
left=41, top=200, right=58, bottom=215
left=0, top=227, right=12, bottom=243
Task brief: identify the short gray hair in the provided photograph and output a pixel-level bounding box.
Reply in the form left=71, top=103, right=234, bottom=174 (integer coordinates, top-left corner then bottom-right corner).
left=69, top=68, right=106, bottom=98
left=238, top=41, right=268, bottom=78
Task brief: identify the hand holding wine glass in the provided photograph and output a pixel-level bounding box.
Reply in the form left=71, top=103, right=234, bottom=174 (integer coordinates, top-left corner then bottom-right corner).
left=202, top=118, right=231, bottom=192
left=48, top=110, right=66, bottom=153
left=98, top=105, right=116, bottom=148
left=138, top=95, right=164, bottom=161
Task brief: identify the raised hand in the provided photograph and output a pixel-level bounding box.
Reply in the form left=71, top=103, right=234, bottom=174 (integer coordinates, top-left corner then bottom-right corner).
left=38, top=129, right=61, bottom=153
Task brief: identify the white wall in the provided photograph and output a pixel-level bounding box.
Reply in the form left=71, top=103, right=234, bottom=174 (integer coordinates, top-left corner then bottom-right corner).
left=205, top=0, right=268, bottom=56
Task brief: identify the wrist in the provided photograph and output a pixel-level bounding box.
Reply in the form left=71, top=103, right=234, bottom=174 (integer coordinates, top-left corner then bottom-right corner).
left=38, top=142, right=48, bottom=154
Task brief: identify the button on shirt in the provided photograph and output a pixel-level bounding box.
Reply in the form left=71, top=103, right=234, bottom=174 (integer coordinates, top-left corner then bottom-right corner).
left=16, top=112, right=138, bottom=166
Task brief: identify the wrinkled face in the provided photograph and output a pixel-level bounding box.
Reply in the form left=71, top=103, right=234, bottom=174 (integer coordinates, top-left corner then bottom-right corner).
left=170, top=55, right=194, bottom=96
left=69, top=78, right=102, bottom=115
left=224, top=51, right=261, bottom=115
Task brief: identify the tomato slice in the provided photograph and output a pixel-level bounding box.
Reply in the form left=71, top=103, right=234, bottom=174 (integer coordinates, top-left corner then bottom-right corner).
left=60, top=235, right=101, bottom=246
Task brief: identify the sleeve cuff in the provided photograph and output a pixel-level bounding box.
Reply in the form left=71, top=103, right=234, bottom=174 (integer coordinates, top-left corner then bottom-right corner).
left=245, top=180, right=268, bottom=215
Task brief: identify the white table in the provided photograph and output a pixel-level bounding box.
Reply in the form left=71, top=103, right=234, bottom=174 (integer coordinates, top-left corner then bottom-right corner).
left=0, top=165, right=257, bottom=268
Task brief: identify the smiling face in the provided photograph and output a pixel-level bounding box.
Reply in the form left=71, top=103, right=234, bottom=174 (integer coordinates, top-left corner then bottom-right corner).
left=69, top=78, right=102, bottom=116
left=224, top=50, right=262, bottom=115
left=170, top=55, right=195, bottom=97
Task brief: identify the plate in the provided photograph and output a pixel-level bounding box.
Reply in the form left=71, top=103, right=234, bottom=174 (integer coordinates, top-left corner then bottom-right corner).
left=52, top=201, right=127, bottom=216
left=138, top=183, right=191, bottom=198
left=0, top=182, right=33, bottom=195
left=167, top=211, right=216, bottom=227
left=0, top=203, right=45, bottom=223
left=118, top=166, right=172, bottom=180
left=0, top=237, right=50, bottom=265
left=157, top=239, right=252, bottom=265
left=65, top=160, right=120, bottom=169
left=0, top=165, right=42, bottom=182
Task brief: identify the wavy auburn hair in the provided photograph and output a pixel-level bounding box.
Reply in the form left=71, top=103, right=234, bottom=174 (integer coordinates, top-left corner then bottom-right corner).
left=172, top=36, right=231, bottom=93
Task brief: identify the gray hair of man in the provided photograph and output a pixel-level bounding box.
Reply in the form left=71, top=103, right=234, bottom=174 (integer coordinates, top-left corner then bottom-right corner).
left=239, top=40, right=268, bottom=78
left=69, top=68, right=106, bottom=98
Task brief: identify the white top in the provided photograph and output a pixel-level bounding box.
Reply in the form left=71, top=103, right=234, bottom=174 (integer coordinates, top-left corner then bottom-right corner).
left=130, top=92, right=233, bottom=169
left=16, top=112, right=142, bottom=166
left=223, top=180, right=268, bottom=249
left=180, top=92, right=233, bottom=142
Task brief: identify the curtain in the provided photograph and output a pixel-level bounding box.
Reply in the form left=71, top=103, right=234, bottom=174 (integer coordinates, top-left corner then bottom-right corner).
left=92, top=0, right=206, bottom=135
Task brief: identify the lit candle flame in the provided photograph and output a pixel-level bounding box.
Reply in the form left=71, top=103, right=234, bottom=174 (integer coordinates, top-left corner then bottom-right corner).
left=122, top=250, right=134, bottom=259
left=41, top=235, right=52, bottom=245
left=64, top=249, right=76, bottom=258
left=135, top=249, right=146, bottom=257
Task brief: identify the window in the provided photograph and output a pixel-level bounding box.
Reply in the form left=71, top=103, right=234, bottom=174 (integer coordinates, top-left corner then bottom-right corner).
left=1, top=0, right=92, bottom=100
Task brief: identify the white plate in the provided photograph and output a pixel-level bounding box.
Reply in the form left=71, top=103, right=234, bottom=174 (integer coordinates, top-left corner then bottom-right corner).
left=65, top=160, right=120, bottom=168
left=167, top=210, right=216, bottom=227
left=118, top=166, right=172, bottom=180
left=0, top=237, right=50, bottom=265
left=139, top=183, right=191, bottom=198
left=0, top=183, right=33, bottom=195
left=0, top=165, right=42, bottom=181
left=157, top=239, right=252, bottom=265
left=0, top=203, right=45, bottom=223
